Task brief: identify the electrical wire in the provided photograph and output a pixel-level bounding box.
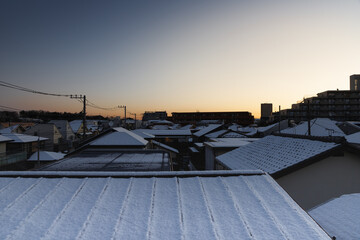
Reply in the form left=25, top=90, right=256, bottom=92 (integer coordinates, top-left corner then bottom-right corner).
left=0, top=80, right=73, bottom=97
left=0, top=105, right=22, bottom=111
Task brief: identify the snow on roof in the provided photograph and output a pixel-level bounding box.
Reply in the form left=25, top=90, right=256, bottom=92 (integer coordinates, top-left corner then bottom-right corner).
left=90, top=127, right=148, bottom=146
left=0, top=171, right=329, bottom=240
left=205, top=138, right=259, bottom=148
left=345, top=131, right=360, bottom=145
left=0, top=124, right=19, bottom=134
left=217, top=135, right=339, bottom=175
left=0, top=135, right=12, bottom=143
left=28, top=151, right=66, bottom=161
left=131, top=129, right=155, bottom=139
left=152, top=140, right=179, bottom=154
left=222, top=131, right=246, bottom=138
left=69, top=120, right=83, bottom=132
left=135, top=129, right=192, bottom=136
left=39, top=149, right=170, bottom=171
left=179, top=124, right=193, bottom=130
left=1, top=133, right=47, bottom=143
left=151, top=125, right=170, bottom=130
left=228, top=123, right=240, bottom=131
left=194, top=124, right=222, bottom=137
left=281, top=118, right=345, bottom=137
left=309, top=193, right=360, bottom=239
left=205, top=129, right=228, bottom=138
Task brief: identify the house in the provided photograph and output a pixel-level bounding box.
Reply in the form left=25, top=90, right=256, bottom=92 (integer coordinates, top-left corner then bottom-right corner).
left=309, top=193, right=360, bottom=239
left=0, top=170, right=330, bottom=239
left=0, top=124, right=26, bottom=134
left=49, top=120, right=76, bottom=141
left=193, top=124, right=223, bottom=142
left=28, top=151, right=66, bottom=162
left=25, top=123, right=63, bottom=151
left=204, top=138, right=259, bottom=170
left=151, top=140, right=179, bottom=168
left=89, top=127, right=149, bottom=149
left=69, top=120, right=88, bottom=136
left=215, top=135, right=360, bottom=210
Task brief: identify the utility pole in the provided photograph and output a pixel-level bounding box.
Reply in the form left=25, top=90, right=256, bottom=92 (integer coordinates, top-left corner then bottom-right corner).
left=307, top=99, right=311, bottom=136
left=71, top=95, right=86, bottom=138
left=278, top=105, right=281, bottom=133
left=129, top=112, right=137, bottom=129
left=118, top=105, right=126, bottom=129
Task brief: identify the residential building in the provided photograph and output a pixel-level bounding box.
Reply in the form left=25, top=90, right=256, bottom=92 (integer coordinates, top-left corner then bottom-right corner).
left=25, top=123, right=63, bottom=151
left=142, top=111, right=168, bottom=121
left=171, top=111, right=254, bottom=125
left=0, top=170, right=330, bottom=239
left=49, top=120, right=75, bottom=141
left=261, top=103, right=273, bottom=122
left=350, top=74, right=360, bottom=91
left=215, top=135, right=360, bottom=210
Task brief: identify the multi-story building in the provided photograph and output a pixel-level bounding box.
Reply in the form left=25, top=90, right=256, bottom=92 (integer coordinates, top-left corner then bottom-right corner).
left=142, top=111, right=168, bottom=121
left=286, top=90, right=360, bottom=121
left=350, top=74, right=360, bottom=91
left=171, top=111, right=254, bottom=125
left=261, top=103, right=273, bottom=122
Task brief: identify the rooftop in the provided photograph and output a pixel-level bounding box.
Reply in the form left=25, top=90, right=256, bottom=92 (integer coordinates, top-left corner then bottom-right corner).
left=309, top=193, right=360, bottom=239
left=89, top=127, right=148, bottom=147
left=0, top=170, right=329, bottom=240
left=1, top=133, right=47, bottom=143
left=194, top=124, right=222, bottom=137
left=216, top=135, right=340, bottom=175
left=38, top=149, right=171, bottom=171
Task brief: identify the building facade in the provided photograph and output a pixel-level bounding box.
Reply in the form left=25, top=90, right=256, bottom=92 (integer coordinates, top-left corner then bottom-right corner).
left=261, top=103, right=273, bottom=122
left=171, top=111, right=254, bottom=125
left=350, top=74, right=360, bottom=91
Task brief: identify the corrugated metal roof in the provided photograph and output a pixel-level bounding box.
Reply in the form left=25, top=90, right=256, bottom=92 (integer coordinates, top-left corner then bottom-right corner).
left=0, top=171, right=329, bottom=240
left=216, top=135, right=339, bottom=174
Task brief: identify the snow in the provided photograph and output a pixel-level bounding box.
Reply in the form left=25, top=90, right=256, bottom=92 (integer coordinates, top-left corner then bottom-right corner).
left=134, top=129, right=192, bottom=136
left=152, top=140, right=179, bottom=153
left=346, top=131, right=360, bottom=145
left=281, top=118, right=345, bottom=137
left=1, top=133, right=47, bottom=143
left=206, top=138, right=259, bottom=148
left=193, top=124, right=222, bottom=137
left=27, top=151, right=66, bottom=161
left=131, top=130, right=155, bottom=139
left=90, top=128, right=148, bottom=146
left=38, top=150, right=170, bottom=171
left=0, top=171, right=329, bottom=239
left=0, top=134, right=12, bottom=142
left=309, top=193, right=360, bottom=239
left=0, top=125, right=19, bottom=134
left=204, top=129, right=228, bottom=138
left=217, top=135, right=339, bottom=174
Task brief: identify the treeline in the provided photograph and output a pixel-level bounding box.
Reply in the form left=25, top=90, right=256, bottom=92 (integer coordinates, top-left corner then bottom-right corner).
left=0, top=110, right=108, bottom=123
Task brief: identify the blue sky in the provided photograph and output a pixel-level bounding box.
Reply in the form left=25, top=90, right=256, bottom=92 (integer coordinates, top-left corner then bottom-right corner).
left=1, top=0, right=360, bottom=118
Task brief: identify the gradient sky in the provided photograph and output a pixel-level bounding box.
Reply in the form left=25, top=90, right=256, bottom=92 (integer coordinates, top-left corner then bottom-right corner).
left=1, top=0, right=360, bottom=118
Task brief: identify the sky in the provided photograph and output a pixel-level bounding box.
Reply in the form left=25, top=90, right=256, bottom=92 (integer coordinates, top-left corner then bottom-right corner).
left=1, top=0, right=360, bottom=119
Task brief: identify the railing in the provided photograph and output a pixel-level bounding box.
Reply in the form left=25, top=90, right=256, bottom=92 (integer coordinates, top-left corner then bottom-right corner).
left=0, top=152, right=27, bottom=167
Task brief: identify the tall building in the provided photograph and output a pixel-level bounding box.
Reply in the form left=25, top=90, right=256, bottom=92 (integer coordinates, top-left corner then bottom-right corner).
left=261, top=103, right=273, bottom=122
left=142, top=111, right=167, bottom=121
left=350, top=74, right=360, bottom=91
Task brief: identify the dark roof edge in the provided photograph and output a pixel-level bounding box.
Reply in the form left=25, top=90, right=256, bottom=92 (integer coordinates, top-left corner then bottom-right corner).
left=0, top=170, right=264, bottom=178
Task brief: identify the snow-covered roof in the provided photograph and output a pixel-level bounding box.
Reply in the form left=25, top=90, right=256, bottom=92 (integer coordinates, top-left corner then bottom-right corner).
left=28, top=151, right=66, bottom=161
left=345, top=131, right=360, bottom=145
left=90, top=127, right=148, bottom=147
left=205, top=129, right=228, bottom=138
left=222, top=131, right=246, bottom=138
left=151, top=125, right=170, bottom=130
left=228, top=123, right=240, bottom=131
left=0, top=171, right=330, bottom=240
left=194, top=124, right=222, bottom=137
left=281, top=118, right=345, bottom=137
left=152, top=140, right=179, bottom=154
left=39, top=149, right=170, bottom=171
left=1, top=133, right=47, bottom=143
left=0, top=135, right=12, bottom=143
left=216, top=135, right=340, bottom=175
left=309, top=193, right=360, bottom=239
left=131, top=129, right=155, bottom=139
left=205, top=138, right=259, bottom=148
left=179, top=124, right=193, bottom=130
left=69, top=120, right=83, bottom=132
left=135, top=129, right=192, bottom=136
left=0, top=124, right=19, bottom=134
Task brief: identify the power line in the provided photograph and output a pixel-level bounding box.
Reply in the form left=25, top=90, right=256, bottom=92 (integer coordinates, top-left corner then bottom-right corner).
left=0, top=80, right=73, bottom=97
left=0, top=105, right=22, bottom=111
